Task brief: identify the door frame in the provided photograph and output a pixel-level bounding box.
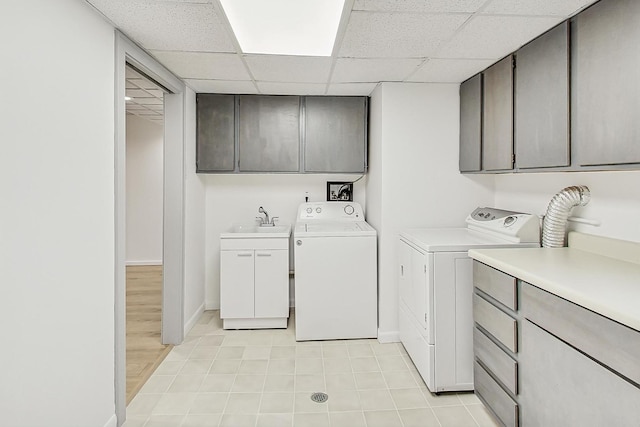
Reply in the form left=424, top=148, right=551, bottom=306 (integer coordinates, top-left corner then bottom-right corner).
left=114, top=31, right=186, bottom=425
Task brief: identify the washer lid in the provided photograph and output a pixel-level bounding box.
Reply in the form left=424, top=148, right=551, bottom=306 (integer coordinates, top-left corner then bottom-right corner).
left=294, top=221, right=376, bottom=237
left=399, top=227, right=539, bottom=252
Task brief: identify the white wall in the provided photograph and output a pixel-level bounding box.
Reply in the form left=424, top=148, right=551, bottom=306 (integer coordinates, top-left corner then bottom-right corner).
left=204, top=174, right=366, bottom=309
left=366, top=83, right=495, bottom=341
left=494, top=170, right=640, bottom=243
left=126, top=114, right=164, bottom=265
left=184, top=88, right=207, bottom=332
left=0, top=1, right=116, bottom=426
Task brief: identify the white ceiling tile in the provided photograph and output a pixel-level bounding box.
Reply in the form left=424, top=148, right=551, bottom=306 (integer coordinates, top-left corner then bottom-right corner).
left=354, top=0, right=488, bottom=13
left=185, top=79, right=258, bottom=94
left=482, top=0, right=598, bottom=16
left=437, top=15, right=563, bottom=59
left=126, top=88, right=153, bottom=98
left=134, top=97, right=164, bottom=105
left=256, top=82, right=327, bottom=95
left=125, top=103, right=148, bottom=110
left=407, top=58, right=495, bottom=83
left=150, top=51, right=250, bottom=80
left=244, top=55, right=333, bottom=83
left=125, top=67, right=144, bottom=79
left=326, top=83, right=378, bottom=96
left=339, top=11, right=470, bottom=58
left=87, top=0, right=236, bottom=52
left=332, top=58, right=424, bottom=83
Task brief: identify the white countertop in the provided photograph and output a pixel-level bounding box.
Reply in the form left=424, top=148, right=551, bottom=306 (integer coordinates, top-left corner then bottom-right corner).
left=468, top=247, right=640, bottom=332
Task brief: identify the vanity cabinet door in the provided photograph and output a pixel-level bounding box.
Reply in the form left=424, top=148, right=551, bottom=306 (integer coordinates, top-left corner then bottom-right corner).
left=196, top=94, right=235, bottom=172
left=238, top=95, right=300, bottom=172
left=459, top=74, right=482, bottom=172
left=254, top=250, right=289, bottom=318
left=515, top=22, right=570, bottom=169
left=572, top=0, right=640, bottom=166
left=482, top=55, right=514, bottom=171
left=220, top=251, right=255, bottom=318
left=304, top=96, right=367, bottom=173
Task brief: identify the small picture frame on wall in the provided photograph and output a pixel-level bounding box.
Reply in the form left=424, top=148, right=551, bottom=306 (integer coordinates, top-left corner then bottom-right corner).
left=327, top=181, right=353, bottom=201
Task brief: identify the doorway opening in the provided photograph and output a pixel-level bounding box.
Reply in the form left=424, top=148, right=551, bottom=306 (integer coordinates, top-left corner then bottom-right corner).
left=124, top=64, right=171, bottom=403
left=115, top=32, right=186, bottom=426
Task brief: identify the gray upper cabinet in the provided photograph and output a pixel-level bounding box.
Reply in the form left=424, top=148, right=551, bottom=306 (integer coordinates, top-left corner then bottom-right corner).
left=196, top=94, right=235, bottom=172
left=304, top=96, right=367, bottom=173
left=483, top=55, right=514, bottom=171
left=238, top=95, right=300, bottom=172
left=573, top=0, right=640, bottom=166
left=459, top=74, right=482, bottom=172
left=515, top=22, right=570, bottom=169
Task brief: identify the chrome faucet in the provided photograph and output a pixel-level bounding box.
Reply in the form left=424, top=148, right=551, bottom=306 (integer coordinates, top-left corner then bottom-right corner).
left=257, top=206, right=277, bottom=226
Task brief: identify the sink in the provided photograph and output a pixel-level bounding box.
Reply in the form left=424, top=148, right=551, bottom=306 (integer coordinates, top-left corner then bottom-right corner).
left=221, top=223, right=291, bottom=239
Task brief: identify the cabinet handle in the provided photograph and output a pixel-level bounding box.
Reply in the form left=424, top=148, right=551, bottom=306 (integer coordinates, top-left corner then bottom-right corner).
left=237, top=253, right=252, bottom=257
left=256, top=253, right=272, bottom=257
left=401, top=265, right=404, bottom=276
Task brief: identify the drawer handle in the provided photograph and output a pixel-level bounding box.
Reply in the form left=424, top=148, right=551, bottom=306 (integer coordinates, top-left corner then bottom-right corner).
left=256, top=253, right=272, bottom=257
left=237, top=253, right=252, bottom=257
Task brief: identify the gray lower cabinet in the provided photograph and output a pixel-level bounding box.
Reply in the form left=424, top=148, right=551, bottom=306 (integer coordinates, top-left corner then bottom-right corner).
left=238, top=95, right=300, bottom=172
left=473, top=260, right=640, bottom=427
left=515, top=22, right=570, bottom=169
left=459, top=74, right=482, bottom=172
left=196, top=94, right=235, bottom=172
left=482, top=55, right=514, bottom=171
left=520, top=320, right=640, bottom=427
left=304, top=96, right=367, bottom=173
left=473, top=262, right=520, bottom=427
left=573, top=0, right=640, bottom=166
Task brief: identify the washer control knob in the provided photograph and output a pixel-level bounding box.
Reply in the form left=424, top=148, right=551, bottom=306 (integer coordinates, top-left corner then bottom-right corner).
left=504, top=216, right=517, bottom=227
left=344, top=205, right=355, bottom=215
left=316, top=207, right=322, bottom=213
left=296, top=240, right=302, bottom=246
left=306, top=207, right=313, bottom=214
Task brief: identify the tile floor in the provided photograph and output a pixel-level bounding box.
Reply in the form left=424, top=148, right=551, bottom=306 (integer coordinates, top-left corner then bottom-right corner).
left=124, top=310, right=500, bottom=427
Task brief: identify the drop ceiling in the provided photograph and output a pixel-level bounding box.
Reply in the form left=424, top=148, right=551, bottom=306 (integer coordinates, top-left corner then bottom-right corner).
left=126, top=65, right=164, bottom=124
left=88, top=0, right=599, bottom=96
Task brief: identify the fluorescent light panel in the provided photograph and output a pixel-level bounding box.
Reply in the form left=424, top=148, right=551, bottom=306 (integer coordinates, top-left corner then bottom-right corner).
left=220, top=0, right=345, bottom=56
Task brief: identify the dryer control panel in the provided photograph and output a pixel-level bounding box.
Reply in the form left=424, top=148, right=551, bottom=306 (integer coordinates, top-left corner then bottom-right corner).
left=297, top=202, right=365, bottom=221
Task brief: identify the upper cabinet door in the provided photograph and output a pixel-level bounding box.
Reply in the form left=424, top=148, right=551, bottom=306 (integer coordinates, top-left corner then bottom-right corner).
left=238, top=95, right=300, bottom=172
left=515, top=22, right=570, bottom=169
left=573, top=0, right=640, bottom=166
left=196, top=94, right=235, bottom=172
left=483, top=56, right=514, bottom=171
left=304, top=96, right=367, bottom=173
left=459, top=74, right=482, bottom=172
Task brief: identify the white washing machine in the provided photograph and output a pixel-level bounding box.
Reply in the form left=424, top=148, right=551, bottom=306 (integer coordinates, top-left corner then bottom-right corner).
left=398, top=207, right=540, bottom=393
left=293, top=202, right=377, bottom=341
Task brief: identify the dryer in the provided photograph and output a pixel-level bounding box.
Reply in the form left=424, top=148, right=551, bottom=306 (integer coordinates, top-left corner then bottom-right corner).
left=293, top=202, right=377, bottom=341
left=398, top=207, right=540, bottom=393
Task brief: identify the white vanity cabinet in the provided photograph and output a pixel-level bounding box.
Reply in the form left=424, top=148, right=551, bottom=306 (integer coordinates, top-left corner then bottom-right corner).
left=220, top=232, right=290, bottom=329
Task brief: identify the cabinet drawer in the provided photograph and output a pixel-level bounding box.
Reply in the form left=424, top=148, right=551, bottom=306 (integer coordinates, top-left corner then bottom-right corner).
left=474, top=262, right=517, bottom=310
left=474, top=327, right=518, bottom=395
left=521, top=283, right=640, bottom=386
left=474, top=294, right=518, bottom=353
left=475, top=361, right=519, bottom=427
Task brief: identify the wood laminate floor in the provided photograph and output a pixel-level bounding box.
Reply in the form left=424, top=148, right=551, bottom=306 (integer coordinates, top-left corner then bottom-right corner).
left=126, top=265, right=173, bottom=404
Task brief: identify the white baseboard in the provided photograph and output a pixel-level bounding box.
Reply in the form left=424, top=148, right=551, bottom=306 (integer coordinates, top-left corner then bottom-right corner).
left=184, top=303, right=205, bottom=336
left=103, top=414, right=117, bottom=427
left=377, top=330, right=400, bottom=343
left=126, top=260, right=162, bottom=266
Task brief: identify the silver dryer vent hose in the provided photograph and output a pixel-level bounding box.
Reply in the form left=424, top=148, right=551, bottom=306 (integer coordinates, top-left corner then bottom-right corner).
left=542, top=185, right=591, bottom=248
